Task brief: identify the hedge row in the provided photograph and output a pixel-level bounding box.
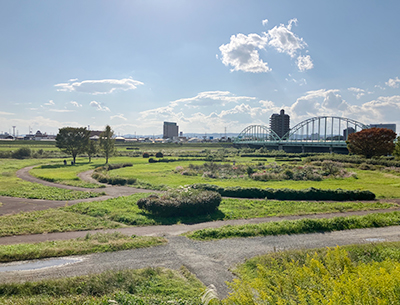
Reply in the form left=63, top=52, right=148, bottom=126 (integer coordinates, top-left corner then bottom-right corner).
left=189, top=184, right=376, bottom=201
left=91, top=172, right=137, bottom=186
left=305, top=154, right=400, bottom=167
left=137, top=190, right=221, bottom=217
left=241, top=153, right=318, bottom=158
left=148, top=157, right=229, bottom=163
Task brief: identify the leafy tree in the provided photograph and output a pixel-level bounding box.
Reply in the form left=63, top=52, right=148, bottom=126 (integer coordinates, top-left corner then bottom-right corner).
left=99, top=125, right=115, bottom=164
left=55, top=127, right=90, bottom=164
left=394, top=136, right=400, bottom=159
left=86, top=140, right=98, bottom=163
left=346, top=128, right=396, bottom=158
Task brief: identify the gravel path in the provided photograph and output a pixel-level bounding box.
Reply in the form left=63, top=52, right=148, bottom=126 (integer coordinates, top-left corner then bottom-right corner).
left=1, top=165, right=400, bottom=297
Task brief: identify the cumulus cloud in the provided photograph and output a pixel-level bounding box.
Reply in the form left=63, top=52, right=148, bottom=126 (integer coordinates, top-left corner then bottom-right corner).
left=219, top=33, right=270, bottom=73
left=110, top=114, right=128, bottom=121
left=297, top=55, right=313, bottom=71
left=55, top=78, right=144, bottom=95
left=386, top=77, right=400, bottom=88
left=219, top=18, right=312, bottom=73
left=44, top=100, right=55, bottom=106
left=90, top=101, right=110, bottom=112
left=70, top=101, right=82, bottom=107
left=267, top=18, right=306, bottom=58
left=348, top=87, right=366, bottom=99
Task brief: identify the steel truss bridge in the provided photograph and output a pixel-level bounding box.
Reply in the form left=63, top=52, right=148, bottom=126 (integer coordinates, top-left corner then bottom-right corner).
left=234, top=116, right=369, bottom=153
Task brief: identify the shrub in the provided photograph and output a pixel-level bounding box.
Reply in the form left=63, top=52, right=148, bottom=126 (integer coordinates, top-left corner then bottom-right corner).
left=11, top=147, right=31, bottom=159
left=189, top=184, right=376, bottom=201
left=137, top=189, right=221, bottom=217
left=155, top=152, right=164, bottom=158
left=142, top=152, right=150, bottom=158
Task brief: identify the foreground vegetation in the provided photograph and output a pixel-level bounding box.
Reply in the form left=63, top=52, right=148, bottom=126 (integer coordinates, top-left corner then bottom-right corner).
left=0, top=266, right=204, bottom=305
left=186, top=211, right=400, bottom=240
left=224, top=243, right=400, bottom=304
left=0, top=193, right=395, bottom=236
left=0, top=232, right=166, bottom=262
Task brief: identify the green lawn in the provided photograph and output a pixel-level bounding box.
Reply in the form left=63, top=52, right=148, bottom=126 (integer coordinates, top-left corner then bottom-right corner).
left=0, top=209, right=122, bottom=237
left=0, top=232, right=166, bottom=262
left=0, top=159, right=103, bottom=200
left=185, top=211, right=400, bottom=240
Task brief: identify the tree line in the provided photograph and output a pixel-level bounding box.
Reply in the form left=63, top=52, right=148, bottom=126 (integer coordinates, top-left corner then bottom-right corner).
left=55, top=125, right=115, bottom=164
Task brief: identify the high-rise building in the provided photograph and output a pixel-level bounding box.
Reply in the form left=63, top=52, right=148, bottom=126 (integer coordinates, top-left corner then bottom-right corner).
left=163, top=122, right=179, bottom=139
left=270, top=109, right=290, bottom=139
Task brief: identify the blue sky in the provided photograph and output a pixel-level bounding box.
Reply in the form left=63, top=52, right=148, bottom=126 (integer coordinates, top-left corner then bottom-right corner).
left=1, top=0, right=400, bottom=136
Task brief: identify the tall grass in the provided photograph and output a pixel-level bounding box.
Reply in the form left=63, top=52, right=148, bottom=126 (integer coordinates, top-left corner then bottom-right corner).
left=0, top=266, right=204, bottom=305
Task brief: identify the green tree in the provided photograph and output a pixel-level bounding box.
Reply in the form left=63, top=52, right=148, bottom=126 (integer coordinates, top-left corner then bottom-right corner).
left=346, top=127, right=396, bottom=158
left=55, top=127, right=90, bottom=164
left=86, top=140, right=98, bottom=163
left=99, top=125, right=115, bottom=164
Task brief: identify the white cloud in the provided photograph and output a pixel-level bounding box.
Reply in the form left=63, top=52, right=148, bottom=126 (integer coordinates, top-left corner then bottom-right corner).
left=44, top=100, right=55, bottom=106
left=69, top=78, right=78, bottom=82
left=297, top=55, right=313, bottom=71
left=348, top=87, right=366, bottom=99
left=219, top=18, right=313, bottom=73
left=386, top=77, right=400, bottom=88
left=90, top=101, right=110, bottom=112
left=0, top=111, right=14, bottom=115
left=110, top=114, right=128, bottom=121
left=219, top=33, right=270, bottom=73
left=70, top=101, right=82, bottom=107
left=55, top=78, right=144, bottom=95
left=267, top=18, right=306, bottom=58
left=170, top=91, right=256, bottom=108
left=49, top=109, right=74, bottom=113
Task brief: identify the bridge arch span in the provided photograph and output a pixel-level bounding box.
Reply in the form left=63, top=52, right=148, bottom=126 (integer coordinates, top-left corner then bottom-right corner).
left=282, top=116, right=369, bottom=142
left=235, top=125, right=281, bottom=144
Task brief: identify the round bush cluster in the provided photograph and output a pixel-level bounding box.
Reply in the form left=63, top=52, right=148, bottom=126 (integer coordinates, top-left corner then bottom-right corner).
left=137, top=189, right=221, bottom=217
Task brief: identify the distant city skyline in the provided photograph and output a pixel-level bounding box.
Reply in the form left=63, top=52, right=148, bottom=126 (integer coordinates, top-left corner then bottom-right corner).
left=1, top=1, right=400, bottom=136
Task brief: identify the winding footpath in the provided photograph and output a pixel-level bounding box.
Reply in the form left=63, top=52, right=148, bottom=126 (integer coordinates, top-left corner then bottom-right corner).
left=1, top=166, right=400, bottom=297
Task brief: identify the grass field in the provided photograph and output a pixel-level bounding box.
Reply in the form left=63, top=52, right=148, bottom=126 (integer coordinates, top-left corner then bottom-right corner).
left=186, top=211, right=400, bottom=240
left=0, top=192, right=395, bottom=236
left=0, top=232, right=166, bottom=262
left=0, top=159, right=103, bottom=200
left=28, top=155, right=400, bottom=198
left=0, top=266, right=204, bottom=305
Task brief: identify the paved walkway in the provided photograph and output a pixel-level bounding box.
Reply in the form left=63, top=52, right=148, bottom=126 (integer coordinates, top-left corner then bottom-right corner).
left=1, top=165, right=400, bottom=297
